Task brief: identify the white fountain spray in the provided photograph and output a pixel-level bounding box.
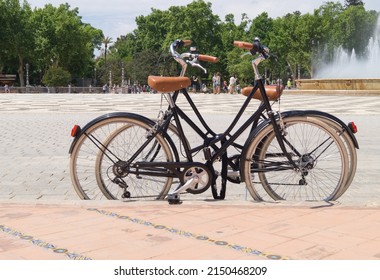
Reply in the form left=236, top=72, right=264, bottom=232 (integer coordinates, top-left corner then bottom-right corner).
left=315, top=17, right=380, bottom=79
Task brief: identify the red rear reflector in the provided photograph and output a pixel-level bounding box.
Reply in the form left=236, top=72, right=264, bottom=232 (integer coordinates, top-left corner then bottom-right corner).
left=348, top=122, right=357, bottom=134
left=71, top=125, right=81, bottom=137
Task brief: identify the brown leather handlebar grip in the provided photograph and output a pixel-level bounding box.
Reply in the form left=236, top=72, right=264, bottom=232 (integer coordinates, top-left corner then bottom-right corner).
left=198, top=54, right=219, bottom=63
left=182, top=40, right=192, bottom=46
left=234, top=41, right=253, bottom=50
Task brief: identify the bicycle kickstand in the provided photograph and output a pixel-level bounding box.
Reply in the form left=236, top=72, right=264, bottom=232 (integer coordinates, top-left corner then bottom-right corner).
left=167, top=177, right=199, bottom=205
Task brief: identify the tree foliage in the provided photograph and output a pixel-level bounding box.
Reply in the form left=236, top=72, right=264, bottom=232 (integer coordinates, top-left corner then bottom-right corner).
left=344, top=0, right=364, bottom=7
left=0, top=0, right=379, bottom=87
left=104, top=0, right=378, bottom=86
left=42, top=65, right=71, bottom=86
left=0, top=0, right=33, bottom=86
left=0, top=0, right=102, bottom=86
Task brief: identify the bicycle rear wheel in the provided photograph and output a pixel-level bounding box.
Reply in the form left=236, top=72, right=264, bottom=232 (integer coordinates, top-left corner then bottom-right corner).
left=243, top=116, right=349, bottom=201
left=70, top=116, right=174, bottom=200
left=95, top=117, right=174, bottom=200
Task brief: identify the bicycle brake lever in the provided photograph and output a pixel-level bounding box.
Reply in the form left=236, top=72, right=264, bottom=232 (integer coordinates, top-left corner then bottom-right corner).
left=188, top=60, right=207, bottom=74
left=271, top=53, right=279, bottom=62
left=241, top=52, right=251, bottom=58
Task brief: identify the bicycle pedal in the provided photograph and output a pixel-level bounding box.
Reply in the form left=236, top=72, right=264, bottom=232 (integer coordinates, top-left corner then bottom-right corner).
left=167, top=194, right=182, bottom=205
left=168, top=199, right=183, bottom=205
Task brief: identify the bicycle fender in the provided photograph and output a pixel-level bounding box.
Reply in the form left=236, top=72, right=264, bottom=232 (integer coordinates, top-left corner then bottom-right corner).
left=68, top=112, right=179, bottom=161
left=68, top=112, right=152, bottom=154
left=241, top=110, right=359, bottom=151
left=281, top=110, right=359, bottom=149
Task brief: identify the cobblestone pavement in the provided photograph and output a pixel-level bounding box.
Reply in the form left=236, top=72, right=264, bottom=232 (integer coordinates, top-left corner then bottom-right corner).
left=0, top=92, right=379, bottom=206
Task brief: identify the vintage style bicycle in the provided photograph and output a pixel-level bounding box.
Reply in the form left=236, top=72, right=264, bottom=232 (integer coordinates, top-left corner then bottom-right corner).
left=69, top=38, right=358, bottom=204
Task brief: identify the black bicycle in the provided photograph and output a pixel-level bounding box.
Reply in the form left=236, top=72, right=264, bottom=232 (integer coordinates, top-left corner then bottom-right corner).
left=69, top=38, right=358, bottom=203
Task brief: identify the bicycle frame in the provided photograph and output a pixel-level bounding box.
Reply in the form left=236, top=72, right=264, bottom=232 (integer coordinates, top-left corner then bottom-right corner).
left=126, top=77, right=296, bottom=179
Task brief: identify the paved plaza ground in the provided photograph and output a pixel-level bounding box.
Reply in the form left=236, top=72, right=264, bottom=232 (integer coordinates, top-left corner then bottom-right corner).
left=0, top=91, right=379, bottom=262
left=0, top=91, right=379, bottom=205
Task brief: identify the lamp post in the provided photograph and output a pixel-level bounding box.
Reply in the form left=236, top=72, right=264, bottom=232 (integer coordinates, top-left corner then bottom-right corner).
left=25, top=63, right=30, bottom=86
left=94, top=68, right=97, bottom=87
left=38, top=69, right=41, bottom=86
left=109, top=70, right=112, bottom=88
left=121, top=62, right=125, bottom=87
left=133, top=41, right=136, bottom=85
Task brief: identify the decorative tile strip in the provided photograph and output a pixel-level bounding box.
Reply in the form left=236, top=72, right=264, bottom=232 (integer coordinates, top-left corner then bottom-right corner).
left=87, top=208, right=290, bottom=260
left=0, top=225, right=92, bottom=260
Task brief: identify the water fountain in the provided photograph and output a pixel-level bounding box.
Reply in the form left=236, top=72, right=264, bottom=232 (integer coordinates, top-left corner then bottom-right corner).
left=296, top=17, right=380, bottom=93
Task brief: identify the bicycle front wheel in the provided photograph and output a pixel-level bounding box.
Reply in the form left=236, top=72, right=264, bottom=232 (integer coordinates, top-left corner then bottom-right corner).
left=243, top=116, right=349, bottom=201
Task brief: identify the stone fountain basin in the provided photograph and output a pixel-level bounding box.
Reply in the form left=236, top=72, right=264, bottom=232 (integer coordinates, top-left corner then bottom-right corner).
left=296, top=79, right=380, bottom=91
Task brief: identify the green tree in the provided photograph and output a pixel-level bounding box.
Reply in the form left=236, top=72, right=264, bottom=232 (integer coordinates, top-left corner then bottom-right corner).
left=31, top=3, right=103, bottom=83
left=42, top=65, right=71, bottom=86
left=248, top=12, right=273, bottom=43
left=269, top=12, right=302, bottom=80
left=102, top=36, right=113, bottom=65
left=311, top=1, right=378, bottom=73
left=108, top=0, right=223, bottom=83
left=220, top=13, right=252, bottom=83
left=134, top=8, right=171, bottom=52
left=0, top=0, right=34, bottom=86
left=344, top=0, right=364, bottom=7
left=335, top=5, right=378, bottom=57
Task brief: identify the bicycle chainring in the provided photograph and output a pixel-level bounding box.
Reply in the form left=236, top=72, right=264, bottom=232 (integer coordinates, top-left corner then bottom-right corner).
left=182, top=164, right=212, bottom=194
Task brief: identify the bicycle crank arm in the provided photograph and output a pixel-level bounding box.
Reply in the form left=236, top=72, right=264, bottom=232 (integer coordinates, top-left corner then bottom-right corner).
left=167, top=177, right=199, bottom=204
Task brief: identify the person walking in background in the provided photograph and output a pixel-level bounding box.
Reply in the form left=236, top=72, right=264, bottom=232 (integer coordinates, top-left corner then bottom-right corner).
left=287, top=78, right=292, bottom=89
left=229, top=74, right=237, bottom=94
left=4, top=84, right=10, bottom=93
left=215, top=72, right=221, bottom=94
left=191, top=76, right=199, bottom=93
left=212, top=73, right=217, bottom=94
left=223, top=80, right=228, bottom=93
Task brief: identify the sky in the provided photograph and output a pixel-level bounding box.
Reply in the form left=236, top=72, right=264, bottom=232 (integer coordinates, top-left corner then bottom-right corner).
left=27, top=0, right=380, bottom=42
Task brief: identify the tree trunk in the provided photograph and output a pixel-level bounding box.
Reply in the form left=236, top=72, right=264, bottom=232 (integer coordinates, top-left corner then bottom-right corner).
left=18, top=56, right=25, bottom=87
left=104, top=44, right=108, bottom=65
left=286, top=59, right=296, bottom=80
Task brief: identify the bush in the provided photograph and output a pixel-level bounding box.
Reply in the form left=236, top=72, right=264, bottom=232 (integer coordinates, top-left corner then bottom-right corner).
left=42, top=66, right=71, bottom=87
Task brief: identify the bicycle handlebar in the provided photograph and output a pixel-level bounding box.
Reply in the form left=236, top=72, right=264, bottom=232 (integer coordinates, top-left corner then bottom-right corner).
left=170, top=39, right=218, bottom=75
left=234, top=38, right=270, bottom=58
left=182, top=40, right=192, bottom=46
left=198, top=54, right=219, bottom=63
left=234, top=41, right=254, bottom=50
left=234, top=38, right=270, bottom=79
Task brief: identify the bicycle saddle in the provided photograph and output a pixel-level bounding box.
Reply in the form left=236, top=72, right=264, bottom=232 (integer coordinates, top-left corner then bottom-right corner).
left=148, top=76, right=191, bottom=92
left=241, top=84, right=284, bottom=101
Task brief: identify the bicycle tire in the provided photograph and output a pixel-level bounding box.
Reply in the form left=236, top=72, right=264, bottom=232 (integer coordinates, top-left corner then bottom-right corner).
left=70, top=116, right=174, bottom=200
left=243, top=116, right=349, bottom=201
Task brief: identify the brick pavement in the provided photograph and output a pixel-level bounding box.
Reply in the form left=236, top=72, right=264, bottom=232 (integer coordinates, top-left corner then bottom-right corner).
left=0, top=201, right=379, bottom=260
